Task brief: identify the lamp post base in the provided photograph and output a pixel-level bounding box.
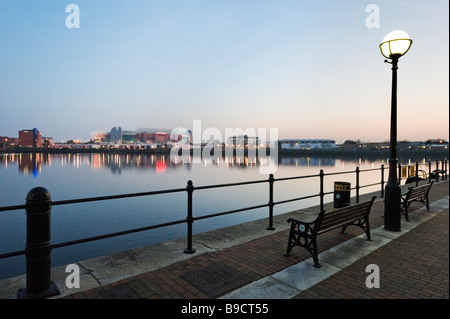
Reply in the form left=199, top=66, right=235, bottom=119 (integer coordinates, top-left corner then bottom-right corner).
left=384, top=182, right=402, bottom=231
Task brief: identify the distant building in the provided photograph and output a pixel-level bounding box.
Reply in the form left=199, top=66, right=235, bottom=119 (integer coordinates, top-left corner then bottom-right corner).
left=135, top=132, right=152, bottom=143
left=339, top=140, right=359, bottom=150
left=104, top=127, right=136, bottom=144
left=135, top=132, right=172, bottom=144
left=135, top=128, right=180, bottom=144
left=0, top=136, right=18, bottom=146
left=110, top=126, right=123, bottom=143
left=226, top=135, right=259, bottom=148
left=101, top=127, right=179, bottom=145
left=19, top=128, right=42, bottom=147
left=42, top=137, right=54, bottom=147
left=280, top=139, right=336, bottom=150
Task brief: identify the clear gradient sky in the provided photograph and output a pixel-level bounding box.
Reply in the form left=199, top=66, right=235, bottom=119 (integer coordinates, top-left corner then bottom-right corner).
left=0, top=0, right=448, bottom=143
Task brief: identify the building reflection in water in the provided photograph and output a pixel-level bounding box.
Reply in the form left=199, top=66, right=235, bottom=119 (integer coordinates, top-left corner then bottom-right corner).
left=1, top=152, right=439, bottom=178
left=1, top=153, right=45, bottom=177
left=0, top=152, right=340, bottom=177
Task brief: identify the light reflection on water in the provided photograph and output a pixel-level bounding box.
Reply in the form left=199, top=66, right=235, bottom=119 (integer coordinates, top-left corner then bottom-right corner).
left=0, top=152, right=441, bottom=279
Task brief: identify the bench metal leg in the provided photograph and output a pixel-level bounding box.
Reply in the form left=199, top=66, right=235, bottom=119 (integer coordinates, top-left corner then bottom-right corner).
left=364, top=217, right=371, bottom=241
left=285, top=223, right=321, bottom=268
left=402, top=195, right=430, bottom=221
left=404, top=206, right=410, bottom=221
left=401, top=202, right=409, bottom=221
left=285, top=232, right=294, bottom=257
left=341, top=218, right=372, bottom=241
left=311, top=240, right=321, bottom=268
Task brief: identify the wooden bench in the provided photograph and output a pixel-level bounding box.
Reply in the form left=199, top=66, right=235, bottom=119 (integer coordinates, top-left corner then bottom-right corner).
left=285, top=196, right=377, bottom=268
left=401, top=182, right=433, bottom=221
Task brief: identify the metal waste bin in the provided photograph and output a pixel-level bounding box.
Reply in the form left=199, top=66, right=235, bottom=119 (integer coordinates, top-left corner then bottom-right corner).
left=334, top=181, right=351, bottom=208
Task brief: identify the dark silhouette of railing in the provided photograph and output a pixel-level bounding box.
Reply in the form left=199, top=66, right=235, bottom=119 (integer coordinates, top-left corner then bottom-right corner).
left=0, top=159, right=447, bottom=298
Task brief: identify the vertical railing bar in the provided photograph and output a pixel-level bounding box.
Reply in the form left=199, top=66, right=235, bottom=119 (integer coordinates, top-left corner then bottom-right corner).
left=436, top=160, right=439, bottom=182
left=184, top=180, right=195, bottom=254
left=445, top=159, right=448, bottom=180
left=355, top=166, right=360, bottom=203
left=428, top=161, right=432, bottom=183
left=319, top=169, right=324, bottom=211
left=267, top=174, right=275, bottom=230
left=415, top=162, right=419, bottom=187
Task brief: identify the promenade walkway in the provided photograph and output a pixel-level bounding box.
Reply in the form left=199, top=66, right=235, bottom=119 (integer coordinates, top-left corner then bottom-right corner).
left=64, top=180, right=448, bottom=300
left=1, top=180, right=448, bottom=307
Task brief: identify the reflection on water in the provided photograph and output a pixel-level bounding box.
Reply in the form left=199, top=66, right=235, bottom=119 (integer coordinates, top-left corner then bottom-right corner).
left=279, top=156, right=335, bottom=167
left=2, top=152, right=273, bottom=176
left=0, top=152, right=441, bottom=177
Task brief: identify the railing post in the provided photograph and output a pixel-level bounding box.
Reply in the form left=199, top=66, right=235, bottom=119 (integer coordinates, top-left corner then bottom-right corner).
left=319, top=169, right=324, bottom=211
left=398, top=162, right=402, bottom=185
left=415, top=162, right=419, bottom=187
left=17, top=187, right=59, bottom=299
left=442, top=159, right=445, bottom=180
left=381, top=164, right=385, bottom=198
left=436, top=160, right=439, bottom=182
left=445, top=159, right=448, bottom=180
left=266, top=174, right=275, bottom=230
left=428, top=161, right=432, bottom=183
left=355, top=166, right=360, bottom=203
left=184, top=180, right=195, bottom=254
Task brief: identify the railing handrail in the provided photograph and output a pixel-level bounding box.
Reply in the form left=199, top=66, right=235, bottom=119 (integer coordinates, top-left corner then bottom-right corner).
left=0, top=160, right=444, bottom=212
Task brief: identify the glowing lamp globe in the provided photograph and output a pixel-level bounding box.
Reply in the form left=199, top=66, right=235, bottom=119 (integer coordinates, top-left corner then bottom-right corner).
left=379, top=30, right=412, bottom=60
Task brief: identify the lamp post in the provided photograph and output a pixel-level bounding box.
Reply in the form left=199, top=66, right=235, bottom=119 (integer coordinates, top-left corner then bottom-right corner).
left=379, top=30, right=412, bottom=231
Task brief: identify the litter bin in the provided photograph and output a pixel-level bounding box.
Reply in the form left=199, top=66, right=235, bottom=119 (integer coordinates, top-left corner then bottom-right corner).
left=334, top=181, right=351, bottom=208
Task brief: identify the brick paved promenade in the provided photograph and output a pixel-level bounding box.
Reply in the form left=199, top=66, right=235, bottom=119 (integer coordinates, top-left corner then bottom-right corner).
left=61, top=180, right=448, bottom=301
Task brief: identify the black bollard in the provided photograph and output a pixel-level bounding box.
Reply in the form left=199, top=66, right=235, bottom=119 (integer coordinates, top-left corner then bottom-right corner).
left=17, top=187, right=59, bottom=299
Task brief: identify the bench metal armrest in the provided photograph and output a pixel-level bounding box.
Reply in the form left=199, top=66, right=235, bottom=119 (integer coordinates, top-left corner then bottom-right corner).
left=287, top=211, right=325, bottom=237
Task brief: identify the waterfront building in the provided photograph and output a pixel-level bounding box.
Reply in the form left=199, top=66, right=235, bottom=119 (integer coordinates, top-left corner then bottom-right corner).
left=110, top=126, right=123, bottom=144
left=226, top=135, right=259, bottom=149
left=0, top=136, right=18, bottom=146
left=280, top=139, right=337, bottom=150
left=18, top=128, right=41, bottom=147
left=135, top=132, right=172, bottom=144
left=104, top=127, right=136, bottom=144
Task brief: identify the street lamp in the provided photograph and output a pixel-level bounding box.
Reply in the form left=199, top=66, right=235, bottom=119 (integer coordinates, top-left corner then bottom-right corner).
left=379, top=30, right=412, bottom=231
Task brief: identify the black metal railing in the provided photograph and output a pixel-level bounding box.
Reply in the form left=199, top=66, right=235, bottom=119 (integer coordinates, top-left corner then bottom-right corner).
left=0, top=158, right=447, bottom=298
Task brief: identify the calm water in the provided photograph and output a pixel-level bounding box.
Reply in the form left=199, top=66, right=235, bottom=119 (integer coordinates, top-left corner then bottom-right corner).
left=0, top=152, right=442, bottom=279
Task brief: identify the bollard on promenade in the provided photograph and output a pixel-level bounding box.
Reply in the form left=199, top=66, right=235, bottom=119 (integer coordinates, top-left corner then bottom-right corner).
left=17, top=187, right=60, bottom=299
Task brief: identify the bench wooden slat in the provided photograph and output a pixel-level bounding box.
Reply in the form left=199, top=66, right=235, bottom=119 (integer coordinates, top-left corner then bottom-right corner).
left=319, top=213, right=365, bottom=233
left=318, top=202, right=373, bottom=233
left=318, top=220, right=350, bottom=234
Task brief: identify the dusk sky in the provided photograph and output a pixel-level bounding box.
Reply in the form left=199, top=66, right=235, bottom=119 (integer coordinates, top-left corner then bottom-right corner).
left=0, top=0, right=448, bottom=143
